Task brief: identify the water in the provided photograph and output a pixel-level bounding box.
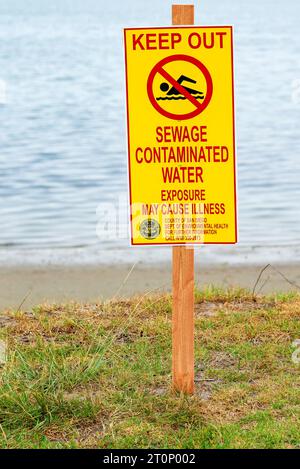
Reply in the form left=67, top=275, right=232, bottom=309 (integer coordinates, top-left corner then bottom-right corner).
left=0, top=0, right=299, bottom=264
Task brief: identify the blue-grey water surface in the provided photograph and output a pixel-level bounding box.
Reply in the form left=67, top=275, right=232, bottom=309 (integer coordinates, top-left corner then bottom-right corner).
left=0, top=0, right=299, bottom=264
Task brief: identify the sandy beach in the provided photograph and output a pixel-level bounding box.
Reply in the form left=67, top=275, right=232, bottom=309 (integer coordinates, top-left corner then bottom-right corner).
left=0, top=261, right=299, bottom=310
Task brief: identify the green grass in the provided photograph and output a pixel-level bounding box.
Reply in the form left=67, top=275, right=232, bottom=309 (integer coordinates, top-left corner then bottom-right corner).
left=0, top=288, right=300, bottom=448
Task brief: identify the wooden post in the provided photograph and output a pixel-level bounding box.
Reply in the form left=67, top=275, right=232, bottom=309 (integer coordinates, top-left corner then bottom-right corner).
left=172, top=4, right=195, bottom=394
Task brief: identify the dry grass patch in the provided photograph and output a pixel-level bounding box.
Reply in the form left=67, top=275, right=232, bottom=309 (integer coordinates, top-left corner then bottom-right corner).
left=0, top=289, right=299, bottom=448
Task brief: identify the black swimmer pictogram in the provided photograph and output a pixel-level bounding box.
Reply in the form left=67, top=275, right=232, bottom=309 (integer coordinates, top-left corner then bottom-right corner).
left=157, top=75, right=204, bottom=101
left=147, top=54, right=213, bottom=120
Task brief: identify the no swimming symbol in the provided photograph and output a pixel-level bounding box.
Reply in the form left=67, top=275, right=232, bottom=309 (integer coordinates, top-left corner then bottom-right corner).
left=147, top=54, right=213, bottom=120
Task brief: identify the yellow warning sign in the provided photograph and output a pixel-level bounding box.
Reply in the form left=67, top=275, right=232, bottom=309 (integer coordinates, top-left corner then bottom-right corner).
left=124, top=27, right=237, bottom=245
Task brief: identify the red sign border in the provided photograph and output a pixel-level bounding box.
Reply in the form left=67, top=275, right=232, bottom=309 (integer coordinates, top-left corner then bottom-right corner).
left=147, top=54, right=213, bottom=121
left=124, top=26, right=238, bottom=246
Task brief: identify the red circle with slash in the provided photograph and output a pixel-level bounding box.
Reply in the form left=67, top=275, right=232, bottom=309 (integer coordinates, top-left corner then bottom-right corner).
left=147, top=54, right=213, bottom=120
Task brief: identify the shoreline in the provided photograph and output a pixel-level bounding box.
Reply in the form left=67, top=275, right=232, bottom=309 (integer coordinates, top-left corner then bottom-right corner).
left=0, top=243, right=300, bottom=267
left=1, top=261, right=299, bottom=310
